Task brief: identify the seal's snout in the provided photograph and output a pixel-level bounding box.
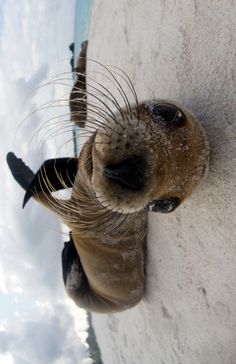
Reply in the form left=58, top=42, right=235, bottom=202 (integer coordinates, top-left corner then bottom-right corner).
left=103, top=156, right=146, bottom=191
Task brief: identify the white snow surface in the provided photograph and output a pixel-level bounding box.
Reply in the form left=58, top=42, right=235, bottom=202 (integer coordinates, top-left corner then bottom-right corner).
left=86, top=1, right=236, bottom=363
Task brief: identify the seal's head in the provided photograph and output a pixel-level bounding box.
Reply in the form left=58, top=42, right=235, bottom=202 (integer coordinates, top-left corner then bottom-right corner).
left=85, top=100, right=208, bottom=214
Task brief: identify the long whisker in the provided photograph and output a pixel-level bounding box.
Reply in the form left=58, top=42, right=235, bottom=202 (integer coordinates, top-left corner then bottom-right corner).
left=87, top=59, right=134, bottom=121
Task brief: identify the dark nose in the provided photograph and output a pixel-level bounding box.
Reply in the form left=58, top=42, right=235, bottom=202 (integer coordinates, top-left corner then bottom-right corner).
left=103, top=156, right=146, bottom=191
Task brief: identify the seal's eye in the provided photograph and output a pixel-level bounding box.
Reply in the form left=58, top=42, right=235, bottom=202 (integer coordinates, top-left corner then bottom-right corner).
left=145, top=197, right=180, bottom=213
left=145, top=103, right=186, bottom=128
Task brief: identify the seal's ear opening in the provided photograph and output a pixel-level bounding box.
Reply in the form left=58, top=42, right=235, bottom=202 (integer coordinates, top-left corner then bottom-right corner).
left=22, top=158, right=78, bottom=208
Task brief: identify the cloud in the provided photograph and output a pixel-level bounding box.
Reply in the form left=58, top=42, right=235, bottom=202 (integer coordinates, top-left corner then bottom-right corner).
left=0, top=0, right=75, bottom=162
left=0, top=353, right=14, bottom=364
left=0, top=1, right=93, bottom=363
left=0, top=304, right=91, bottom=364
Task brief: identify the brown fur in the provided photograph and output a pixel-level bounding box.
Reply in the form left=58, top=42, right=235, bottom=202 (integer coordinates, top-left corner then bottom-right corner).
left=8, top=42, right=208, bottom=313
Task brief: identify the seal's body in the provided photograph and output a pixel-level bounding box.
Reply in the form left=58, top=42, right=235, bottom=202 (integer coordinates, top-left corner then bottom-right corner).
left=68, top=213, right=146, bottom=313
left=7, top=42, right=208, bottom=313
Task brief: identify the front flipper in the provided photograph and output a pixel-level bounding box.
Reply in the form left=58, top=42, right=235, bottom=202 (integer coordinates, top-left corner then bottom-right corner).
left=23, top=158, right=78, bottom=208
left=6, top=152, right=35, bottom=191
left=6, top=152, right=78, bottom=208
left=70, top=40, right=88, bottom=127
left=62, top=233, right=86, bottom=289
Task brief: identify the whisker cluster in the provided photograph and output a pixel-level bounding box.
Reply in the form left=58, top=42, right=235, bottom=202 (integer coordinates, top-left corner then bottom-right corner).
left=20, top=59, right=144, bottom=235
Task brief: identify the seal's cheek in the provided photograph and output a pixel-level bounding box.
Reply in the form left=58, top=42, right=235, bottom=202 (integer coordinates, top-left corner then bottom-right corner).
left=145, top=197, right=180, bottom=213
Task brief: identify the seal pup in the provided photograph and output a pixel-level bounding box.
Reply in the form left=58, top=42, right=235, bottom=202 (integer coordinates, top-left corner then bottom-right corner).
left=7, top=42, right=209, bottom=313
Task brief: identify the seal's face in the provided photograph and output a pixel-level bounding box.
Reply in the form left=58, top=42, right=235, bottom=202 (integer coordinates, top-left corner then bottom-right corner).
left=88, top=100, right=208, bottom=214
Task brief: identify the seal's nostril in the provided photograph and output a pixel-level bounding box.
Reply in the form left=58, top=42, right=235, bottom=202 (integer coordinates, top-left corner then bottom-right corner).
left=103, top=156, right=146, bottom=191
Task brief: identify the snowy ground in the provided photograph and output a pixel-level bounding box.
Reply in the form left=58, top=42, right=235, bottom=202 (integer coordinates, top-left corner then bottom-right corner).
left=86, top=1, right=236, bottom=363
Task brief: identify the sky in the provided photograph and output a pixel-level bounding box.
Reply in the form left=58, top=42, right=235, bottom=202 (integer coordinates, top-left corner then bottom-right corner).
left=0, top=1, right=92, bottom=363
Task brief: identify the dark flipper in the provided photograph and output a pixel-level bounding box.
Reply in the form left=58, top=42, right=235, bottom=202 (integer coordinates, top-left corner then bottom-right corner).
left=62, top=232, right=85, bottom=288
left=23, top=158, right=78, bottom=208
left=7, top=152, right=78, bottom=208
left=6, top=152, right=35, bottom=191
left=70, top=41, right=88, bottom=128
